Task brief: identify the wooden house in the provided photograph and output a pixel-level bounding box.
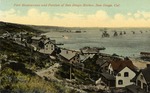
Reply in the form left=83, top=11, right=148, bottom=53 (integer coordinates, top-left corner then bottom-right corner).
left=101, top=57, right=137, bottom=88
left=134, top=64, right=150, bottom=92
left=59, top=48, right=80, bottom=63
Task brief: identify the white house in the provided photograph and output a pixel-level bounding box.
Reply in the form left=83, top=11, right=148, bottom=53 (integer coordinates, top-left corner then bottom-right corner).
left=135, top=64, right=150, bottom=92
left=102, top=57, right=137, bottom=88
left=115, top=67, right=136, bottom=88
left=30, top=36, right=56, bottom=55
left=39, top=39, right=56, bottom=55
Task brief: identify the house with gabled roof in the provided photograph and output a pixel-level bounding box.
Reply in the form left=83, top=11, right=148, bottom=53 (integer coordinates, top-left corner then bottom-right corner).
left=109, top=57, right=137, bottom=87
left=30, top=36, right=56, bottom=55
left=101, top=57, right=137, bottom=88
left=80, top=54, right=95, bottom=63
left=134, top=64, right=150, bottom=92
left=80, top=47, right=99, bottom=55
left=126, top=84, right=145, bottom=93
left=96, top=56, right=110, bottom=73
left=38, top=39, right=56, bottom=55
left=31, top=36, right=42, bottom=48
left=59, top=48, right=80, bottom=63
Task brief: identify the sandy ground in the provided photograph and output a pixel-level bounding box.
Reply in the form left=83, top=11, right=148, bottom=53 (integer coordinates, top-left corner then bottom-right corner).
left=35, top=63, right=62, bottom=82
left=130, top=58, right=150, bottom=69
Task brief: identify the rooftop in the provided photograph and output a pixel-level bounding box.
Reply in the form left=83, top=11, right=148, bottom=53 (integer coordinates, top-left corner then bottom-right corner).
left=101, top=73, right=115, bottom=80
left=31, top=36, right=41, bottom=40
left=141, top=65, right=150, bottom=83
left=126, top=84, right=145, bottom=93
left=96, top=57, right=110, bottom=66
left=59, top=48, right=78, bottom=61
left=80, top=54, right=95, bottom=62
left=109, top=57, right=136, bottom=73
left=80, top=47, right=99, bottom=54
left=44, top=39, right=56, bottom=45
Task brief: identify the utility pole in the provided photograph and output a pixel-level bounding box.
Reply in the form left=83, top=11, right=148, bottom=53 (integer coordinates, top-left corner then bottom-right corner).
left=70, top=63, right=72, bottom=80
left=30, top=47, right=31, bottom=65
left=30, top=45, right=33, bottom=65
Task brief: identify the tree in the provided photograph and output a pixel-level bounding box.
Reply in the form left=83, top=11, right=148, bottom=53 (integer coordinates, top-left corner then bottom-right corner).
left=38, top=41, right=44, bottom=49
left=55, top=47, right=61, bottom=54
left=26, top=36, right=32, bottom=44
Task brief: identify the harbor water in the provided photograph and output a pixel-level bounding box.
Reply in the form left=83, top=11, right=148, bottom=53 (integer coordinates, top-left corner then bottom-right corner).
left=42, top=29, right=150, bottom=58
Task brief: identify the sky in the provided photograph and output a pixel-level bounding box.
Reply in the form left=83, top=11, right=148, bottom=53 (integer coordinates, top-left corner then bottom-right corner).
left=0, top=0, right=150, bottom=27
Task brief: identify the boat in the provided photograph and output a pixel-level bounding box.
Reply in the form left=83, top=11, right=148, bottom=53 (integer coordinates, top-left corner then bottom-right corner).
left=120, top=32, right=122, bottom=35
left=124, top=31, right=126, bottom=34
left=75, top=31, right=81, bottom=33
left=131, top=31, right=135, bottom=34
left=113, top=31, right=118, bottom=37
left=102, top=31, right=110, bottom=38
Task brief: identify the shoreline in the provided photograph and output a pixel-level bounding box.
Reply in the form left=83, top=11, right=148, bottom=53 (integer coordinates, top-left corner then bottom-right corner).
left=130, top=58, right=150, bottom=69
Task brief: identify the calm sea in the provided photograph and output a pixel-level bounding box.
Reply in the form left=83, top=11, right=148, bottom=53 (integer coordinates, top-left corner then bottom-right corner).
left=42, top=29, right=150, bottom=58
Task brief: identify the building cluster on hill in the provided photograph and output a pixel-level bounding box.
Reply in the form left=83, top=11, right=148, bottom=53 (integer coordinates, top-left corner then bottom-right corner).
left=1, top=31, right=150, bottom=93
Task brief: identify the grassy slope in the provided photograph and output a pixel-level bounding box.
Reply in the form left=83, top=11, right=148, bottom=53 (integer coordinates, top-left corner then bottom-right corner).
left=0, top=21, right=42, bottom=35
left=0, top=38, right=52, bottom=70
left=0, top=63, right=75, bottom=93
left=0, top=38, right=77, bottom=93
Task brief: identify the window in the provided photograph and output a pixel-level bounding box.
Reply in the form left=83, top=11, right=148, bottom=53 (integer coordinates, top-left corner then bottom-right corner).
left=148, top=85, right=150, bottom=92
left=118, top=73, right=121, bottom=76
left=51, top=45, right=54, bottom=50
left=137, top=80, right=141, bottom=88
left=46, top=45, right=48, bottom=47
left=51, top=45, right=53, bottom=48
left=141, top=75, right=143, bottom=80
left=108, top=70, right=110, bottom=74
left=124, top=72, right=129, bottom=77
left=118, top=80, right=123, bottom=85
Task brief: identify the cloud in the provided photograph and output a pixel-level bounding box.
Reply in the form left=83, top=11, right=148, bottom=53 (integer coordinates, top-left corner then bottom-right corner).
left=139, top=11, right=150, bottom=18
left=134, top=13, right=141, bottom=18
left=0, top=8, right=150, bottom=27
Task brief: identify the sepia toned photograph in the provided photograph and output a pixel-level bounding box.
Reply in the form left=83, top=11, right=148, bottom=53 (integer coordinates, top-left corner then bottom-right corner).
left=0, top=0, right=150, bottom=93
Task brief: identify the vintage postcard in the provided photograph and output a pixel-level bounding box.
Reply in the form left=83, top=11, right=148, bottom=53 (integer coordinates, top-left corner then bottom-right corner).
left=0, top=0, right=150, bottom=93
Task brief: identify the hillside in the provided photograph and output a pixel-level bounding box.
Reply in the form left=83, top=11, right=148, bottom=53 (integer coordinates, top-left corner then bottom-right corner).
left=0, top=38, right=78, bottom=93
left=29, top=25, right=65, bottom=32
left=1, top=21, right=149, bottom=35
left=0, top=21, right=43, bottom=35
